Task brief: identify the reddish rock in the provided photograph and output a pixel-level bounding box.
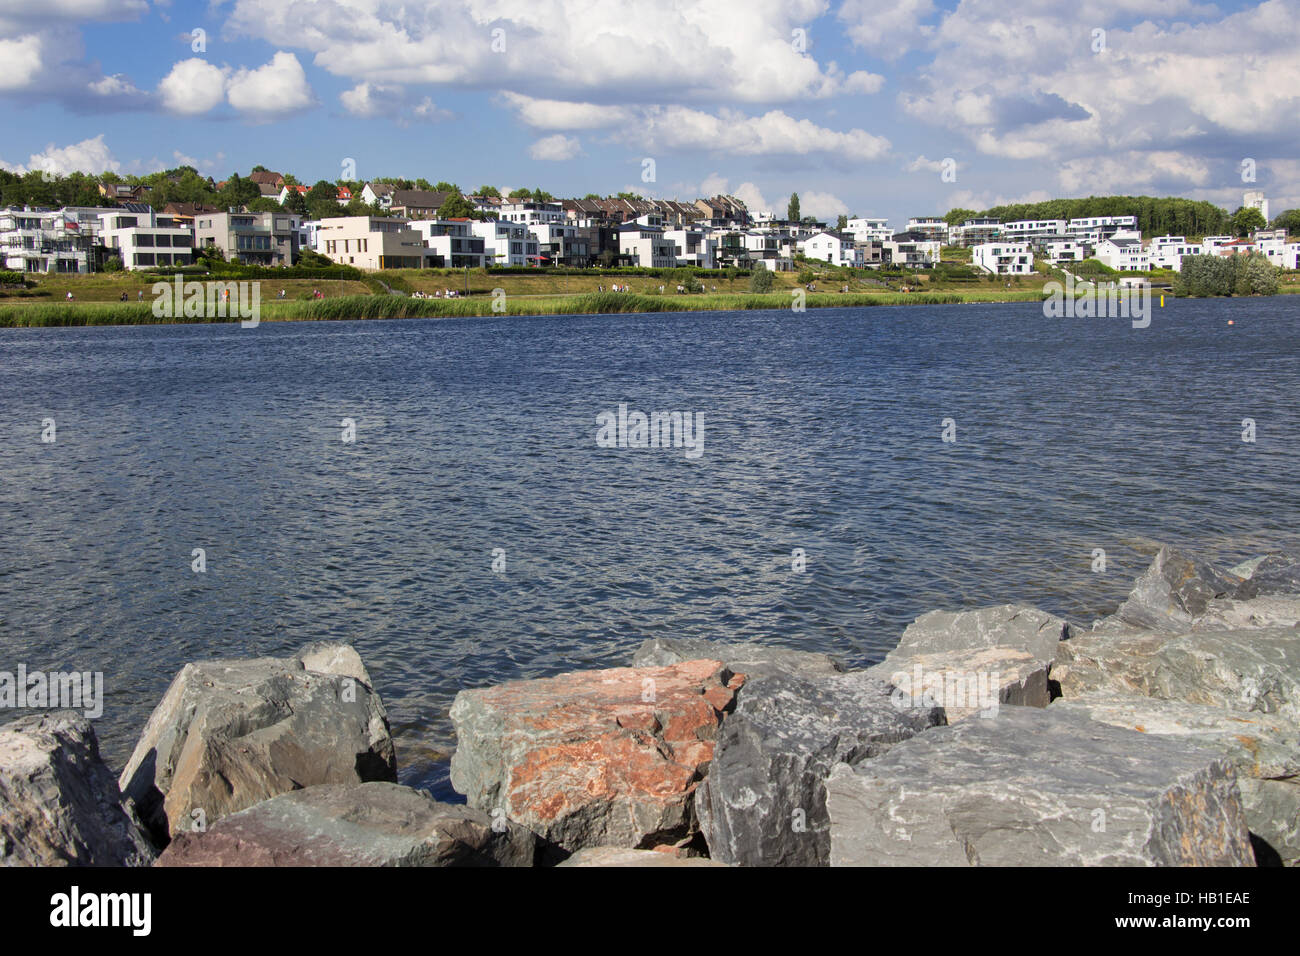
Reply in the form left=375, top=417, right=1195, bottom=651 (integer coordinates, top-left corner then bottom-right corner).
left=449, top=660, right=743, bottom=852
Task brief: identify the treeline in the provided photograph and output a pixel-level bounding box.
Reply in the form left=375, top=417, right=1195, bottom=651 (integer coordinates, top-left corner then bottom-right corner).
left=945, top=196, right=1232, bottom=238
left=1174, top=253, right=1278, bottom=296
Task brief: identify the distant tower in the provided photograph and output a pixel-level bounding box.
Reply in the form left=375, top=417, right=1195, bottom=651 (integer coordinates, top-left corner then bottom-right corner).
left=1244, top=190, right=1269, bottom=224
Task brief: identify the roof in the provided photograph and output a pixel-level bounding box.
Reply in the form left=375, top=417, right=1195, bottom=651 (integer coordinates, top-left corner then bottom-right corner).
left=390, top=189, right=451, bottom=209
left=365, top=182, right=396, bottom=196
left=248, top=170, right=283, bottom=185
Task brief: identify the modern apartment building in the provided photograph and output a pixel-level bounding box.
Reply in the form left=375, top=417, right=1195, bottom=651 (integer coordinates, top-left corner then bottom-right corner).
left=471, top=220, right=539, bottom=266
left=0, top=206, right=104, bottom=273
left=407, top=219, right=490, bottom=268
left=98, top=207, right=194, bottom=270
left=194, top=210, right=301, bottom=266
left=314, top=216, right=432, bottom=269
left=971, top=241, right=1033, bottom=274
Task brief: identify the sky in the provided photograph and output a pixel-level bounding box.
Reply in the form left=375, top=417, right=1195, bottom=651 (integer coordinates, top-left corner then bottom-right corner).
left=1, top=0, right=1297, bottom=228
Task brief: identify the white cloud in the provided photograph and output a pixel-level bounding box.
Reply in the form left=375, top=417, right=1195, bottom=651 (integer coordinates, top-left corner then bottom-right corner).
left=0, top=35, right=44, bottom=90
left=223, top=0, right=885, bottom=104
left=0, top=134, right=120, bottom=175
left=528, top=134, right=582, bottom=161
left=499, top=92, right=631, bottom=130
left=88, top=73, right=142, bottom=97
left=226, top=51, right=315, bottom=119
left=1057, top=151, right=1212, bottom=194
left=838, top=0, right=938, bottom=60
left=637, top=106, right=891, bottom=160
left=905, top=155, right=949, bottom=174
left=158, top=57, right=228, bottom=114
left=800, top=190, right=849, bottom=219
left=341, top=82, right=451, bottom=123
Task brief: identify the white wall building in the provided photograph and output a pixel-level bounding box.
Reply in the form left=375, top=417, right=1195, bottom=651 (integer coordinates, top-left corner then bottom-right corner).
left=500, top=201, right=564, bottom=225
left=846, top=217, right=892, bottom=244
left=1147, top=236, right=1202, bottom=271
left=799, top=231, right=861, bottom=267
left=1094, top=236, right=1150, bottom=272
left=1002, top=219, right=1067, bottom=242
left=618, top=223, right=676, bottom=267
left=971, top=241, right=1033, bottom=275
left=407, top=220, right=490, bottom=268
left=315, top=216, right=431, bottom=269
left=663, top=227, right=718, bottom=269
left=0, top=206, right=105, bottom=273
left=471, top=220, right=538, bottom=266
left=1044, top=239, right=1087, bottom=264
left=905, top=217, right=948, bottom=241
left=1244, top=191, right=1269, bottom=225
left=98, top=208, right=194, bottom=270
left=882, top=239, right=941, bottom=268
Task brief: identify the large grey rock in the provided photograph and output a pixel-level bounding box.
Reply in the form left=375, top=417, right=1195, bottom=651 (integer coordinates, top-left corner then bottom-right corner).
left=1, top=712, right=156, bottom=866
left=1052, top=692, right=1300, bottom=865
left=557, top=846, right=727, bottom=867
left=874, top=604, right=1073, bottom=670
left=1094, top=546, right=1247, bottom=633
left=1054, top=626, right=1300, bottom=722
left=1192, top=595, right=1300, bottom=631
left=119, top=643, right=397, bottom=845
left=826, top=706, right=1255, bottom=866
left=155, top=782, right=533, bottom=867
left=870, top=646, right=1051, bottom=722
left=694, top=671, right=943, bottom=867
left=632, top=637, right=845, bottom=679
left=1237, top=551, right=1300, bottom=599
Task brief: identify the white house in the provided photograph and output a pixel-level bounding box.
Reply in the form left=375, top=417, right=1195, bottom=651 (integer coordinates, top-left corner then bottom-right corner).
left=799, top=231, right=861, bottom=267
left=971, top=241, right=1033, bottom=275
left=0, top=206, right=105, bottom=273
left=315, top=216, right=432, bottom=269
left=882, top=238, right=941, bottom=268
left=1094, top=236, right=1150, bottom=272
left=407, top=219, right=490, bottom=268
left=1147, top=236, right=1202, bottom=271
left=528, top=222, right=590, bottom=266
left=846, top=217, right=891, bottom=244
left=618, top=222, right=676, bottom=267
left=98, top=208, right=194, bottom=270
left=1044, top=239, right=1087, bottom=264
left=360, top=182, right=395, bottom=209
left=500, top=200, right=564, bottom=225
left=905, top=217, right=948, bottom=241
left=471, top=220, right=538, bottom=267
left=663, top=227, right=718, bottom=269
left=1002, top=219, right=1067, bottom=243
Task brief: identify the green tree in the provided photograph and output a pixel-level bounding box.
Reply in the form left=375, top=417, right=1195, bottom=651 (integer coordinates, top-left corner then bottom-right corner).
left=508, top=188, right=532, bottom=199
left=943, top=207, right=979, bottom=226
left=476, top=185, right=501, bottom=197
left=283, top=189, right=309, bottom=216
left=748, top=266, right=774, bottom=292
left=787, top=192, right=800, bottom=222
left=247, top=197, right=283, bottom=213
left=1269, top=208, right=1300, bottom=234
left=434, top=181, right=459, bottom=193
left=836, top=214, right=848, bottom=231
left=437, top=194, right=481, bottom=219
left=1229, top=206, right=1266, bottom=237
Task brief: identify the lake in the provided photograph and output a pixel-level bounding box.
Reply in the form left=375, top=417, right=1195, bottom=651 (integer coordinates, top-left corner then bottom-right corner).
left=2, top=297, right=1297, bottom=797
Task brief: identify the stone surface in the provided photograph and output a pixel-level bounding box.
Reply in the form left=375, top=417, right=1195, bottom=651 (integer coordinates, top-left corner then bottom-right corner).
left=119, top=643, right=397, bottom=845
left=872, top=646, right=1051, bottom=721
left=1094, top=546, right=1247, bottom=633
left=155, top=782, right=533, bottom=867
left=694, top=671, right=943, bottom=867
left=826, top=706, right=1255, bottom=866
left=632, top=637, right=844, bottom=679
left=1237, top=551, right=1300, bottom=599
left=1, top=711, right=156, bottom=867
left=874, top=604, right=1073, bottom=671
left=557, top=846, right=727, bottom=867
left=1053, top=626, right=1300, bottom=722
left=1052, top=692, right=1300, bottom=865
left=450, top=660, right=743, bottom=853
left=1193, top=595, right=1300, bottom=631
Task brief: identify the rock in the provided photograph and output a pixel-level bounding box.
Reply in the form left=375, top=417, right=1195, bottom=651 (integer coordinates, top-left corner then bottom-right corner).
left=119, top=643, right=397, bottom=845
left=1052, top=692, right=1300, bottom=865
left=871, top=646, right=1051, bottom=721
left=1094, top=546, right=1247, bottom=633
left=1237, top=551, right=1300, bottom=599
left=632, top=637, right=845, bottom=679
left=694, top=671, right=943, bottom=867
left=449, top=660, right=743, bottom=853
left=1054, top=627, right=1300, bottom=722
left=557, top=846, right=727, bottom=867
left=826, top=706, right=1255, bottom=866
left=1, top=711, right=156, bottom=866
left=874, top=604, right=1073, bottom=671
left=155, top=782, right=533, bottom=867
left=1193, top=595, right=1300, bottom=631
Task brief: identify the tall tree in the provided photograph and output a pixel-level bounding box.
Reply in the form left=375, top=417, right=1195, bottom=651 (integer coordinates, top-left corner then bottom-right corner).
left=787, top=192, right=800, bottom=222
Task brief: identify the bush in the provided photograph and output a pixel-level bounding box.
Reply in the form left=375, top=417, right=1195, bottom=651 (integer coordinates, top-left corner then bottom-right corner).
left=102, top=255, right=124, bottom=273
left=748, top=267, right=774, bottom=293
left=796, top=269, right=816, bottom=284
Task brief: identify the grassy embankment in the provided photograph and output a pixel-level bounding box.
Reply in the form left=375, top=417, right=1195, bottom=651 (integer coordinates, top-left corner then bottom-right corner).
left=0, top=264, right=1084, bottom=328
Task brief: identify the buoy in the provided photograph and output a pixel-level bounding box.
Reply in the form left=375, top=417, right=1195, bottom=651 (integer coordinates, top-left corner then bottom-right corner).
left=1228, top=319, right=1235, bottom=325
left=1159, top=294, right=1164, bottom=307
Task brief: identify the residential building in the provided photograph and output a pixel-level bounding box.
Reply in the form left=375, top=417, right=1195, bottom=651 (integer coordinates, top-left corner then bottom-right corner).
left=527, top=221, right=591, bottom=266
left=471, top=220, right=539, bottom=267
left=846, top=217, right=892, bottom=244
left=98, top=207, right=194, bottom=270
left=953, top=218, right=1003, bottom=247
left=315, top=216, right=432, bottom=269
left=1244, top=191, right=1269, bottom=225
left=1066, top=216, right=1138, bottom=243
left=799, top=231, right=861, bottom=267
left=500, top=200, right=565, bottom=225
left=971, top=241, right=1033, bottom=275
left=0, top=205, right=105, bottom=273
left=883, top=238, right=941, bottom=268
left=194, top=210, right=302, bottom=266
left=662, top=227, right=717, bottom=269
left=161, top=202, right=220, bottom=230
left=1044, top=239, right=1087, bottom=264
left=248, top=170, right=285, bottom=188
left=361, top=182, right=396, bottom=209
left=1094, top=236, right=1150, bottom=271
left=618, top=222, right=676, bottom=267
left=407, top=219, right=490, bottom=268
left=98, top=182, right=152, bottom=203
left=389, top=190, right=452, bottom=219
left=1002, top=219, right=1068, bottom=243
left=1147, top=236, right=1202, bottom=271
left=905, top=217, right=948, bottom=242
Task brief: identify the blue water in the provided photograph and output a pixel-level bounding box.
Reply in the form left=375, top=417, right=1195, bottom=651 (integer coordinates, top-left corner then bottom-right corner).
left=2, top=298, right=1297, bottom=797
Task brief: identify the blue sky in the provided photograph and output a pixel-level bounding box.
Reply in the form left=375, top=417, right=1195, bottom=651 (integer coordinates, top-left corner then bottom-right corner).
left=1, top=0, right=1297, bottom=227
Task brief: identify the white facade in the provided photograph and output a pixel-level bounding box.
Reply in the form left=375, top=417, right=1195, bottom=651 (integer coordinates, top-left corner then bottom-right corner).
left=1147, top=236, right=1202, bottom=271
left=846, top=217, right=892, bottom=244
left=883, top=239, right=941, bottom=268
left=407, top=220, right=490, bottom=268
left=471, top=220, right=538, bottom=266
left=0, top=207, right=103, bottom=273
left=315, top=216, right=431, bottom=269
left=1244, top=191, right=1269, bottom=225
left=98, top=209, right=194, bottom=270
left=1044, top=239, right=1086, bottom=264
left=1002, top=219, right=1067, bottom=241
left=1094, top=237, right=1150, bottom=272
left=799, top=231, right=861, bottom=267
left=905, top=217, right=948, bottom=241
left=971, top=241, right=1033, bottom=275
left=500, top=201, right=564, bottom=225
left=663, top=228, right=718, bottom=269
left=618, top=225, right=676, bottom=267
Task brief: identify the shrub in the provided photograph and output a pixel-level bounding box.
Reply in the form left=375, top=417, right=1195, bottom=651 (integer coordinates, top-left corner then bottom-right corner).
left=748, top=267, right=774, bottom=293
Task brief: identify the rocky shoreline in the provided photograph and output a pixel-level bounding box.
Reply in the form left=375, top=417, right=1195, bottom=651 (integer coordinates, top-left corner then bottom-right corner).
left=3, top=545, right=1298, bottom=867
